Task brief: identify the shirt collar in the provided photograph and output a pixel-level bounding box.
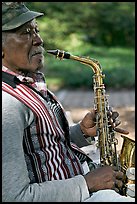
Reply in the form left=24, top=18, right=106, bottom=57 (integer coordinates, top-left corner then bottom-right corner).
left=2, top=66, right=34, bottom=83
left=2, top=66, right=47, bottom=96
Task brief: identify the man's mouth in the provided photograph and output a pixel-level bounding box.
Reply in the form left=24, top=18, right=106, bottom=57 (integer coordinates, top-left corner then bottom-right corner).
left=31, top=47, right=45, bottom=57
left=32, top=51, right=43, bottom=56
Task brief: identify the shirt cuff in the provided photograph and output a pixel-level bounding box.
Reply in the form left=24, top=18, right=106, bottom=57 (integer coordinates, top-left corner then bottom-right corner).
left=75, top=175, right=90, bottom=202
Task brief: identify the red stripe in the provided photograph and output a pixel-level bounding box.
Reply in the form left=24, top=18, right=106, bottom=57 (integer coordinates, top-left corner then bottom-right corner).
left=3, top=81, right=84, bottom=181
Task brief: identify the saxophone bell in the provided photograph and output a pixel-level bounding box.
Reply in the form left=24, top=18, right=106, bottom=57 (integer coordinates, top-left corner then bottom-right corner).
left=120, top=135, right=135, bottom=197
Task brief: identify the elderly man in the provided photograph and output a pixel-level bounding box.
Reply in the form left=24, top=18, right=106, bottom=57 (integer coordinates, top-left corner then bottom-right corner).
left=2, top=2, right=135, bottom=202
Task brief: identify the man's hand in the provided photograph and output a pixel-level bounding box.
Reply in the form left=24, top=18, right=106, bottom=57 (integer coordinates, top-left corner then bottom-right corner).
left=80, top=108, right=129, bottom=138
left=108, top=110, right=129, bottom=135
left=80, top=110, right=96, bottom=137
left=84, top=165, right=124, bottom=193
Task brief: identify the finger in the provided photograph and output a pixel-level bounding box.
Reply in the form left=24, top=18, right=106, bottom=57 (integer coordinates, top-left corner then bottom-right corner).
left=112, top=178, right=123, bottom=193
left=107, top=109, right=119, bottom=117
left=85, top=112, right=96, bottom=126
left=114, top=187, right=120, bottom=193
left=114, top=119, right=121, bottom=127
left=112, top=166, right=119, bottom=171
left=107, top=110, right=113, bottom=118
left=115, top=171, right=124, bottom=180
left=115, top=179, right=123, bottom=189
left=90, top=109, right=96, bottom=120
left=109, top=119, right=121, bottom=128
left=111, top=111, right=119, bottom=120
left=111, top=180, right=119, bottom=193
left=86, top=126, right=97, bottom=137
left=114, top=127, right=129, bottom=135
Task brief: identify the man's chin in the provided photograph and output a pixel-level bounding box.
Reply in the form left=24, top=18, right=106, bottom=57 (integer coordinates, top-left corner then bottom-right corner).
left=36, top=64, right=44, bottom=72
left=18, top=67, right=43, bottom=75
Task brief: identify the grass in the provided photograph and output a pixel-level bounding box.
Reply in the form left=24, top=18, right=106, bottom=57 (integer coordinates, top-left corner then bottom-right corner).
left=44, top=44, right=135, bottom=91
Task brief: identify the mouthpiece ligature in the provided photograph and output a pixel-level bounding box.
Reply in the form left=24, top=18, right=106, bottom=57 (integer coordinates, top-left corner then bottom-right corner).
left=47, top=49, right=71, bottom=60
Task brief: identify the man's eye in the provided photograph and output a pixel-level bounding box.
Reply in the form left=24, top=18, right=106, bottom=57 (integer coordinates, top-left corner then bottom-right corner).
left=24, top=29, right=31, bottom=34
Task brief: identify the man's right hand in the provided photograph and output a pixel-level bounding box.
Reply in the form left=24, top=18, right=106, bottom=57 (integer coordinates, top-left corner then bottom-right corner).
left=84, top=165, right=124, bottom=193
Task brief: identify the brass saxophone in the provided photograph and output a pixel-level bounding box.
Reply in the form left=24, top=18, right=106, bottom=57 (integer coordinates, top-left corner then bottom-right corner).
left=47, top=49, right=135, bottom=197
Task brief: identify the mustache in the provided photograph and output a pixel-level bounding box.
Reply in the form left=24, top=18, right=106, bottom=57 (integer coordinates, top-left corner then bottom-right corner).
left=31, top=46, right=45, bottom=56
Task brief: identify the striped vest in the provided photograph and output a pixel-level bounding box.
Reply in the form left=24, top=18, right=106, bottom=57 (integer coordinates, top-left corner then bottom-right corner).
left=2, top=71, right=86, bottom=183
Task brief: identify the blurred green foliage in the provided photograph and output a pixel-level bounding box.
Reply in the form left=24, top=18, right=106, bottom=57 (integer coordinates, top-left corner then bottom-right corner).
left=45, top=45, right=135, bottom=90
left=26, top=2, right=135, bottom=90
left=26, top=2, right=135, bottom=48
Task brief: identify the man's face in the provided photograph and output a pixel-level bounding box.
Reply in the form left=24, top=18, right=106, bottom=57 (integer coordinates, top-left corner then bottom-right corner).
left=2, top=19, right=45, bottom=73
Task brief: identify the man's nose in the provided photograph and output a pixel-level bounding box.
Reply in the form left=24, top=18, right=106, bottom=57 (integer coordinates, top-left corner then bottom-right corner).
left=32, top=33, right=43, bottom=46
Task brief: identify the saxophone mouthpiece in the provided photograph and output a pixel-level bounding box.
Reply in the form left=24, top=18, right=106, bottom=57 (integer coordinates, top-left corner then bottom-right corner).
left=47, top=49, right=71, bottom=59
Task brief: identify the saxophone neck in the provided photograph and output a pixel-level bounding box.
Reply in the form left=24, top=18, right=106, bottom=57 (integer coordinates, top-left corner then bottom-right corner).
left=70, top=54, right=102, bottom=74
left=47, top=49, right=102, bottom=75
